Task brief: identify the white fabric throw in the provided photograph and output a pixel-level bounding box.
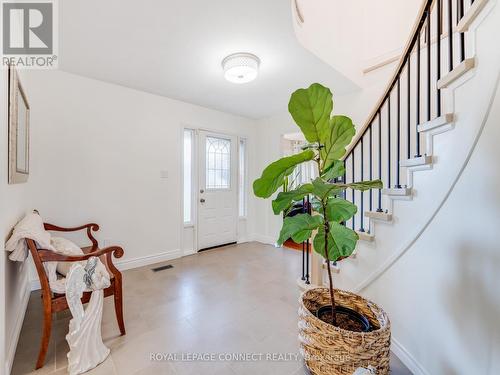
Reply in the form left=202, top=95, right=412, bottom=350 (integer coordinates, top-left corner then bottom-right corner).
left=45, top=237, right=85, bottom=286
left=65, top=257, right=111, bottom=375
left=52, top=237, right=85, bottom=276
left=5, top=212, right=55, bottom=261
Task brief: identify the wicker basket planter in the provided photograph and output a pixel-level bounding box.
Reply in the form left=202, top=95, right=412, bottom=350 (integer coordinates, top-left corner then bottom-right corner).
left=298, top=288, right=391, bottom=375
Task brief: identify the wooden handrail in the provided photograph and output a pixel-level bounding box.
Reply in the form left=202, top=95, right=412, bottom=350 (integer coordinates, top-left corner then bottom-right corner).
left=342, top=0, right=435, bottom=160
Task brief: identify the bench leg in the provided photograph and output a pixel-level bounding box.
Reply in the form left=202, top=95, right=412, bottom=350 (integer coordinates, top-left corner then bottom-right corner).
left=36, top=296, right=52, bottom=369
left=114, top=277, right=126, bottom=336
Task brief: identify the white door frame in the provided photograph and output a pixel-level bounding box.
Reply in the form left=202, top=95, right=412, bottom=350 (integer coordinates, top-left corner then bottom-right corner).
left=181, top=125, right=246, bottom=253
left=197, top=130, right=237, bottom=250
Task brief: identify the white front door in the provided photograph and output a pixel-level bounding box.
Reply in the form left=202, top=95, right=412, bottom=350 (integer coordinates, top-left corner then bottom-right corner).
left=197, top=131, right=238, bottom=250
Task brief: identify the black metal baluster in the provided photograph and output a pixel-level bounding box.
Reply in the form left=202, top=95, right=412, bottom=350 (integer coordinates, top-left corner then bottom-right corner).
left=369, top=125, right=373, bottom=213
left=360, top=136, right=365, bottom=232
left=458, top=0, right=465, bottom=62
left=343, top=163, right=347, bottom=201
left=301, top=241, right=305, bottom=280
left=352, top=151, right=356, bottom=230
left=416, top=29, right=422, bottom=157
left=301, top=198, right=305, bottom=281
left=396, top=79, right=401, bottom=188
left=427, top=5, right=432, bottom=122
left=448, top=0, right=454, bottom=71
left=407, top=57, right=411, bottom=160
left=437, top=0, right=442, bottom=117
left=305, top=195, right=310, bottom=284
left=377, top=111, right=383, bottom=212
left=388, top=96, right=392, bottom=188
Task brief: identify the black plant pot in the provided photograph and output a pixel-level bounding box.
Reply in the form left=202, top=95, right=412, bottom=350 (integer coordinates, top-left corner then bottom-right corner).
left=316, top=305, right=371, bottom=332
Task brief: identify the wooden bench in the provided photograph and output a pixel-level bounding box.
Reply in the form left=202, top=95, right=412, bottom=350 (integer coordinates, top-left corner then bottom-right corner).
left=26, top=222, right=126, bottom=369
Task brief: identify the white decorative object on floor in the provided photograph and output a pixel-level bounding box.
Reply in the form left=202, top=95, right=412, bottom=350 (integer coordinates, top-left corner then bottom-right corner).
left=65, top=257, right=111, bottom=375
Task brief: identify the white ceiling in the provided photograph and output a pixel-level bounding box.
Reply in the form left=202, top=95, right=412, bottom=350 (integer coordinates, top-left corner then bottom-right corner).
left=59, top=0, right=358, bottom=119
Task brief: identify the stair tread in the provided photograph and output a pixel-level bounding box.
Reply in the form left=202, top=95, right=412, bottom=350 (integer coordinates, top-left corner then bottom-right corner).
left=356, top=231, right=375, bottom=242
left=418, top=113, right=454, bottom=132
left=382, top=187, right=412, bottom=196
left=437, top=58, right=475, bottom=89
left=365, top=211, right=393, bottom=221
left=400, top=155, right=433, bottom=167
left=456, top=0, right=490, bottom=32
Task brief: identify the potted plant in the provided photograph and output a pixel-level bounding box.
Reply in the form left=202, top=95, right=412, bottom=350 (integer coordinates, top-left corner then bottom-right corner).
left=253, top=83, right=391, bottom=374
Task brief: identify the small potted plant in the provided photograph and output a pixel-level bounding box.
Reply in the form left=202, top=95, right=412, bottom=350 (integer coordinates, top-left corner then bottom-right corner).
left=253, top=83, right=391, bottom=374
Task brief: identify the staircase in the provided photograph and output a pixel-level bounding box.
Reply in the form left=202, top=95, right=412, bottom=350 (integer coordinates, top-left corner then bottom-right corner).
left=296, top=0, right=500, bottom=372
left=334, top=0, right=499, bottom=288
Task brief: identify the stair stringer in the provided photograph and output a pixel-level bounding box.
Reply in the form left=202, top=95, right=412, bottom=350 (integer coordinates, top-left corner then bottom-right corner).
left=332, top=0, right=499, bottom=293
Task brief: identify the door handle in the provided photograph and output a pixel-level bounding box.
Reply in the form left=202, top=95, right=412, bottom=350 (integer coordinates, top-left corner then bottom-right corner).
left=200, top=198, right=206, bottom=203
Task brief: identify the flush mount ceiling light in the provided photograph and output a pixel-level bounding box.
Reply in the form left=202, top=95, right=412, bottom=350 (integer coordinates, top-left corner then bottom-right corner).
left=222, top=53, right=260, bottom=84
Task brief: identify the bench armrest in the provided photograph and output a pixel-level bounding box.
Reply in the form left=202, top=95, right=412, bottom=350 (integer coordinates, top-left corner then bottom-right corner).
left=44, top=222, right=99, bottom=249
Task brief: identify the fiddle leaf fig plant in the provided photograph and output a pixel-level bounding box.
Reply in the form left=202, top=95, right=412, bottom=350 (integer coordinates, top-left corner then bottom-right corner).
left=253, top=83, right=383, bottom=325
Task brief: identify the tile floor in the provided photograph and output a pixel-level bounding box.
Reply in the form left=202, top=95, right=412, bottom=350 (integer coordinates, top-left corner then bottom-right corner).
left=12, top=242, right=411, bottom=375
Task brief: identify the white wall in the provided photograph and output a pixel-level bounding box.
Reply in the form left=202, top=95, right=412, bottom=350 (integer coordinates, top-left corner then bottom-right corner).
left=20, top=70, right=259, bottom=268
left=293, top=0, right=422, bottom=87
left=1, top=68, right=35, bottom=375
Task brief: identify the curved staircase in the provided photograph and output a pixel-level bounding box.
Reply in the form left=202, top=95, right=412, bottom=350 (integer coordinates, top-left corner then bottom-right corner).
left=334, top=0, right=500, bottom=290
left=295, top=0, right=500, bottom=373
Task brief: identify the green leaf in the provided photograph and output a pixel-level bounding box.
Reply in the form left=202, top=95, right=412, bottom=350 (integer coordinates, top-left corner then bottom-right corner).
left=311, top=178, right=343, bottom=200
left=288, top=83, right=333, bottom=143
left=277, top=214, right=323, bottom=246
left=272, top=184, right=313, bottom=215
left=320, top=116, right=356, bottom=170
left=344, top=180, right=383, bottom=191
left=321, top=160, right=345, bottom=181
left=325, top=198, right=357, bottom=222
left=313, top=222, right=358, bottom=261
left=253, top=150, right=315, bottom=198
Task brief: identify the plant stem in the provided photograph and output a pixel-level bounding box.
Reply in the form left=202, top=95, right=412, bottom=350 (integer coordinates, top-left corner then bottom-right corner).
left=322, top=203, right=337, bottom=326
left=316, top=153, right=336, bottom=325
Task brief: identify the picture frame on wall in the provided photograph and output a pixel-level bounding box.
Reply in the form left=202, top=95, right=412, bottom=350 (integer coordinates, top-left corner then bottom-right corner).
left=8, top=66, right=30, bottom=184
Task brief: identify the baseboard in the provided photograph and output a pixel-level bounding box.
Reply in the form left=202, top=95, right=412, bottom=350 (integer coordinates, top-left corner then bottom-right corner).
left=182, top=249, right=196, bottom=257
left=30, top=278, right=40, bottom=291
left=391, top=337, right=430, bottom=375
left=115, top=248, right=182, bottom=271
left=6, top=276, right=31, bottom=375
left=250, top=233, right=276, bottom=246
